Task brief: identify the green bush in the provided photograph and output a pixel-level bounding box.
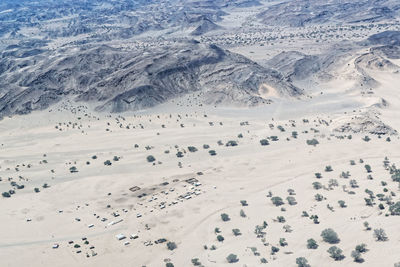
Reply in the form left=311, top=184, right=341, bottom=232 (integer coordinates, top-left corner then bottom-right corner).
left=307, top=238, right=318, bottom=249
left=271, top=196, right=284, bottom=206
left=327, top=246, right=345, bottom=261
left=226, top=254, right=239, bottom=263
left=321, top=228, right=340, bottom=244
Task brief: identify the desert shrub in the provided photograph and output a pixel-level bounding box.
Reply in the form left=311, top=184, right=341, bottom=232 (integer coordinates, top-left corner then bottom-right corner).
left=217, top=235, right=224, bottom=242
left=325, top=165, right=333, bottom=172
left=214, top=227, right=221, bottom=233
left=176, top=151, right=184, bottom=158
left=34, top=187, right=40, bottom=193
left=321, top=228, right=340, bottom=244
left=260, top=139, right=269, bottom=146
left=349, top=179, right=358, bottom=188
left=340, top=171, right=350, bottom=178
left=203, top=144, right=210, bottom=149
left=307, top=238, right=318, bottom=249
left=314, top=194, right=324, bottom=201
left=271, top=246, right=279, bottom=254
left=315, top=173, right=322, bottom=178
left=271, top=196, right=284, bottom=206
left=365, top=164, right=372, bottom=173
left=209, top=150, right=217, bottom=156
left=276, top=216, right=285, bottom=223
left=191, top=258, right=201, bottom=266
left=327, top=246, right=345, bottom=261
left=287, top=196, right=297, bottom=205
left=312, top=182, right=322, bottom=190
left=232, top=229, right=241, bottom=236
left=364, top=221, right=371, bottom=231
left=338, top=200, right=347, bottom=208
left=355, top=243, right=368, bottom=253
left=283, top=225, right=292, bottom=232
left=260, top=258, right=267, bottom=263
left=187, top=146, right=198, bottom=152
left=363, top=136, right=371, bottom=142
left=226, top=254, right=238, bottom=263
left=296, top=257, right=311, bottom=267
left=166, top=263, right=174, bottom=267
left=328, top=179, right=339, bottom=187
left=104, top=160, right=112, bottom=166
left=279, top=238, right=288, bottom=246
left=351, top=250, right=364, bottom=263
left=373, top=228, right=388, bottom=241
left=2, top=192, right=11, bottom=198
left=240, top=209, right=246, bottom=217
left=270, top=136, right=279, bottom=141
left=226, top=141, right=238, bottom=147
left=389, top=201, right=400, bottom=215
left=240, top=200, right=248, bottom=206
left=146, top=155, right=156, bottom=162
left=221, top=213, right=230, bottom=222
left=306, top=139, right=319, bottom=146
left=69, top=166, right=78, bottom=173
left=166, top=242, right=177, bottom=250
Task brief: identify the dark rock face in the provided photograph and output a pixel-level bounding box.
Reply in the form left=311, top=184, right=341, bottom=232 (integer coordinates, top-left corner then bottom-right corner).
left=0, top=42, right=301, bottom=117
left=256, top=0, right=400, bottom=27
left=366, top=31, right=400, bottom=46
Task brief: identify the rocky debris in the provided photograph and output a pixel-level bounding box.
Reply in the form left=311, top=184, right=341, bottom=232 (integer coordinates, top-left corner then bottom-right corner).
left=334, top=113, right=397, bottom=135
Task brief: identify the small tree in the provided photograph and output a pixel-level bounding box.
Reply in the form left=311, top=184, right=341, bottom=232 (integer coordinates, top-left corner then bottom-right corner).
left=325, top=166, right=333, bottom=172
left=296, top=257, right=311, bottom=267
left=226, top=254, right=238, bottom=263
left=365, top=165, right=372, bottom=173
left=166, top=242, right=177, bottom=250
left=240, top=209, right=246, bottom=217
left=351, top=250, right=364, bottom=263
left=260, top=139, right=269, bottom=146
left=271, top=246, right=279, bottom=255
left=355, top=243, right=368, bottom=253
left=363, top=221, right=371, bottom=231
left=187, top=146, right=198, bottom=152
left=232, top=229, right=241, bottom=236
left=312, top=182, right=322, bottom=190
left=191, top=258, right=201, bottom=266
left=287, top=196, right=297, bottom=205
left=271, top=196, right=284, bottom=206
left=240, top=200, right=248, bottom=206
left=306, top=139, right=319, bottom=146
left=327, top=246, right=345, bottom=261
left=338, top=200, right=347, bottom=208
left=373, top=228, right=388, bottom=241
left=321, top=228, right=340, bottom=244
left=221, top=213, right=230, bottom=222
left=307, top=238, right=318, bottom=249
left=146, top=155, right=156, bottom=163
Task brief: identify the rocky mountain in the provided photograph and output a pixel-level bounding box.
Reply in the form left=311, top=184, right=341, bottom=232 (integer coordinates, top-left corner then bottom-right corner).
left=0, top=41, right=301, bottom=117
left=256, top=0, right=400, bottom=27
